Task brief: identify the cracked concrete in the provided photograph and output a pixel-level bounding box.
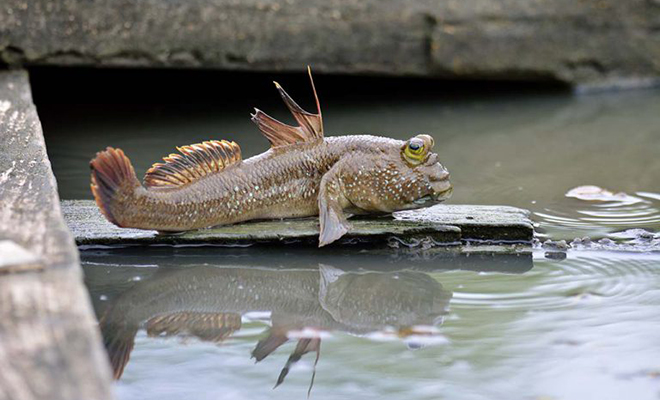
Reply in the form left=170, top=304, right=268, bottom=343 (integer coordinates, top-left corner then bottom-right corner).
left=1, top=0, right=659, bottom=88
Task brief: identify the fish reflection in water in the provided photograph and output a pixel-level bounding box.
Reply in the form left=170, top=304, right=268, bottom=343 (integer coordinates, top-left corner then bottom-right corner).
left=99, top=264, right=452, bottom=393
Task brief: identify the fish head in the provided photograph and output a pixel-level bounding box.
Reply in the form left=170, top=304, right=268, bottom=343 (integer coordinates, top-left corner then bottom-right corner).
left=343, top=134, right=452, bottom=213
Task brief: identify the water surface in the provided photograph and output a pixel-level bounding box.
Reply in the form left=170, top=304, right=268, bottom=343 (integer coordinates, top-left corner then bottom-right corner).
left=83, top=249, right=660, bottom=400
left=34, top=68, right=660, bottom=399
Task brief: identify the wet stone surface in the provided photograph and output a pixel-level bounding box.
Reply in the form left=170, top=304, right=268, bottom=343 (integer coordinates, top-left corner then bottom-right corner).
left=0, top=70, right=76, bottom=270
left=62, top=200, right=533, bottom=250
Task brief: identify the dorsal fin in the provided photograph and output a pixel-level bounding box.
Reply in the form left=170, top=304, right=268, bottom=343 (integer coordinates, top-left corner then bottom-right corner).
left=145, top=312, right=241, bottom=343
left=251, top=66, right=324, bottom=148
left=143, top=140, right=241, bottom=188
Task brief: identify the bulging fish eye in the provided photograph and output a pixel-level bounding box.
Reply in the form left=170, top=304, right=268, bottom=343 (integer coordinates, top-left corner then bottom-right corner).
left=408, top=139, right=423, bottom=152
left=402, top=135, right=432, bottom=165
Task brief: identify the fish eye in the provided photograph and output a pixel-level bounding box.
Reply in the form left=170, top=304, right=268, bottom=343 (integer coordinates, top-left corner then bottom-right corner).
left=408, top=140, right=423, bottom=152
left=403, top=138, right=427, bottom=164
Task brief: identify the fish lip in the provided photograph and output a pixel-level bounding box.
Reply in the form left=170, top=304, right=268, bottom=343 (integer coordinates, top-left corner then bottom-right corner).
left=429, top=178, right=453, bottom=202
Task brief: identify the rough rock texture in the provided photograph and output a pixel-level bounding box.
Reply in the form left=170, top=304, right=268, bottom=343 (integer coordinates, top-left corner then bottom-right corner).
left=1, top=0, right=659, bottom=88
left=0, top=70, right=113, bottom=400
left=0, top=71, right=76, bottom=268
left=62, top=200, right=533, bottom=249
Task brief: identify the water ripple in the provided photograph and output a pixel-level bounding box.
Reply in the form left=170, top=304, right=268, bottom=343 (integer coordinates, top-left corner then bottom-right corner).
left=450, top=254, right=660, bottom=312
left=535, top=188, right=660, bottom=239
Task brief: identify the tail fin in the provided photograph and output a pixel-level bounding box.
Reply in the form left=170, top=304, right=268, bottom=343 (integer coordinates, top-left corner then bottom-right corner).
left=100, top=319, right=138, bottom=380
left=99, top=303, right=138, bottom=380
left=90, top=147, right=140, bottom=226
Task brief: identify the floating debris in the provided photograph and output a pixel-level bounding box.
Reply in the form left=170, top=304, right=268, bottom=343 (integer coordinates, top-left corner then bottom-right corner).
left=608, top=228, right=657, bottom=241
left=565, top=185, right=645, bottom=204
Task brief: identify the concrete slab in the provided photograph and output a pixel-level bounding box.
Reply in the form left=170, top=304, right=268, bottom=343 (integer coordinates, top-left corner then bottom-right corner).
left=62, top=199, right=533, bottom=249
left=0, top=70, right=113, bottom=400
left=2, top=0, right=659, bottom=87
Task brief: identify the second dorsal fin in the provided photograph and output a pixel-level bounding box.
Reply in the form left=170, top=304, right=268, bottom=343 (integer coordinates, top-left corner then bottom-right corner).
left=251, top=67, right=324, bottom=148
left=143, top=140, right=241, bottom=188
left=145, top=312, right=242, bottom=343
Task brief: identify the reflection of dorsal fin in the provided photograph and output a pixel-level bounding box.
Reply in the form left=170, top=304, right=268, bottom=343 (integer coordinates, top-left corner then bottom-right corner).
left=251, top=67, right=323, bottom=148
left=143, top=140, right=241, bottom=188
left=252, top=329, right=289, bottom=362
left=145, top=312, right=241, bottom=343
left=274, top=338, right=321, bottom=397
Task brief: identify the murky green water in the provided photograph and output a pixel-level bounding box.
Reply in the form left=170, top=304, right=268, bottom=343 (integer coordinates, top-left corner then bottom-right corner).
left=39, top=70, right=660, bottom=399
left=82, top=249, right=660, bottom=400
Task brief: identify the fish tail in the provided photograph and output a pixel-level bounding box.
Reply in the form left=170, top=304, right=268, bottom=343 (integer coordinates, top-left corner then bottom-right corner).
left=90, top=147, right=142, bottom=227
left=100, top=318, right=138, bottom=379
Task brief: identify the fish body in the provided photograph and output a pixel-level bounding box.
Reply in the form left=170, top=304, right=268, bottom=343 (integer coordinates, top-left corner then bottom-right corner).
left=90, top=69, right=452, bottom=246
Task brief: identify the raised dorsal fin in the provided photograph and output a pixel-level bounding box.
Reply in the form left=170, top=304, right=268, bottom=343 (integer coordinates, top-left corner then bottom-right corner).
left=251, top=66, right=324, bottom=148
left=143, top=140, right=241, bottom=188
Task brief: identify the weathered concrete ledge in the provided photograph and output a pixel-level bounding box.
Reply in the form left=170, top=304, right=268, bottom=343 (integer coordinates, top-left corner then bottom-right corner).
left=62, top=200, right=533, bottom=249
left=1, top=0, right=659, bottom=88
left=0, top=71, right=113, bottom=400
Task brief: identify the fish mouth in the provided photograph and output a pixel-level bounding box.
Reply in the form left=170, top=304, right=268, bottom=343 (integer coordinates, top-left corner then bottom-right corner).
left=426, top=163, right=452, bottom=202
left=412, top=186, right=453, bottom=206
left=407, top=164, right=452, bottom=207
left=413, top=195, right=435, bottom=205
left=434, top=186, right=453, bottom=201
left=430, top=179, right=453, bottom=202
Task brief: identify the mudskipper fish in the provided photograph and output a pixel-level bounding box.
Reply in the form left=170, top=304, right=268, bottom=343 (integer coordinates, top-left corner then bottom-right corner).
left=90, top=68, right=452, bottom=246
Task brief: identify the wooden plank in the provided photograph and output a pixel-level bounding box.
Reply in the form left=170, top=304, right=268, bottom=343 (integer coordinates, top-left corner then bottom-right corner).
left=62, top=200, right=533, bottom=249
left=0, top=70, right=114, bottom=400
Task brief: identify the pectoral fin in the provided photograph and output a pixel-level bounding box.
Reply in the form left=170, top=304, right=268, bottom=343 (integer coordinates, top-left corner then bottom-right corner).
left=318, top=166, right=351, bottom=247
